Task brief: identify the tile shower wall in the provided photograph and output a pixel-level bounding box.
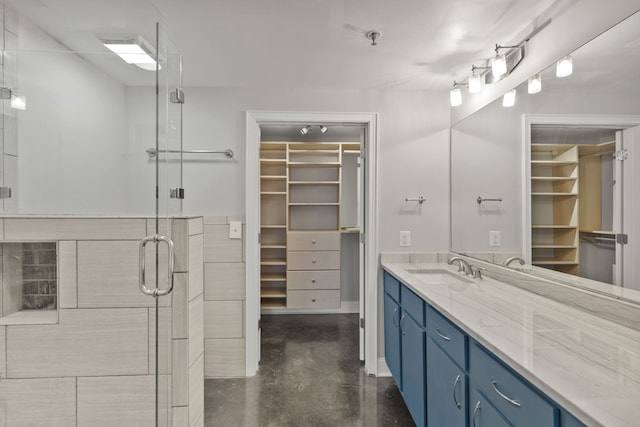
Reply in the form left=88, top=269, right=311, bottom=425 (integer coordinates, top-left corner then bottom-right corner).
left=203, top=216, right=246, bottom=378
left=2, top=3, right=19, bottom=214
left=0, top=217, right=204, bottom=427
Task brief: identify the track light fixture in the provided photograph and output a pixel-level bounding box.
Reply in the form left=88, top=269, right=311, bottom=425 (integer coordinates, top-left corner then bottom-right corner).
left=556, top=55, right=573, bottom=77
left=319, top=125, right=328, bottom=134
left=300, top=125, right=312, bottom=135
left=450, top=81, right=467, bottom=107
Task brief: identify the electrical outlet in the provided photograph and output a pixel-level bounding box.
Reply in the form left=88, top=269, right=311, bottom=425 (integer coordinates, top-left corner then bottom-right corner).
left=489, top=230, right=501, bottom=247
left=400, top=231, right=411, bottom=247
left=229, top=221, right=242, bottom=239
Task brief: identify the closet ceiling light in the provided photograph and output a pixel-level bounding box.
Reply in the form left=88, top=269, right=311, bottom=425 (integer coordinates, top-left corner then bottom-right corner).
left=528, top=74, right=542, bottom=94
left=300, top=125, right=312, bottom=135
left=101, top=36, right=158, bottom=70
left=320, top=125, right=328, bottom=134
left=556, top=55, right=573, bottom=77
left=502, top=89, right=516, bottom=107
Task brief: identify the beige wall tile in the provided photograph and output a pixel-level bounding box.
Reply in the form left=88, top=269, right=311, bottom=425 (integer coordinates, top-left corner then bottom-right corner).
left=173, top=406, right=189, bottom=427
left=77, top=375, right=169, bottom=427
left=203, top=225, right=243, bottom=263
left=189, top=234, right=204, bottom=300
left=171, top=218, right=189, bottom=273
left=3, top=243, right=23, bottom=316
left=204, top=262, right=246, bottom=301
left=189, top=353, right=205, bottom=427
left=189, top=295, right=204, bottom=365
left=0, top=219, right=4, bottom=240
left=172, top=339, right=189, bottom=407
left=0, top=378, right=76, bottom=426
left=204, top=216, right=227, bottom=225
left=150, top=307, right=172, bottom=375
left=7, top=308, right=148, bottom=378
left=4, top=218, right=146, bottom=240
left=77, top=241, right=161, bottom=308
left=58, top=241, right=77, bottom=309
left=204, top=300, right=243, bottom=339
left=204, top=338, right=246, bottom=378
left=189, top=217, right=204, bottom=236
left=172, top=273, right=189, bottom=339
left=0, top=326, right=5, bottom=378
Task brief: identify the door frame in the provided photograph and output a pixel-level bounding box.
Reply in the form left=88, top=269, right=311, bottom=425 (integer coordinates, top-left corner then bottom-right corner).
left=522, top=114, right=640, bottom=268
left=245, top=110, right=379, bottom=376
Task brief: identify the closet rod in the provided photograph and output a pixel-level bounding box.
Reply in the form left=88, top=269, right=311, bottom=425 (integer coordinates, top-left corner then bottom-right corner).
left=146, top=148, right=234, bottom=159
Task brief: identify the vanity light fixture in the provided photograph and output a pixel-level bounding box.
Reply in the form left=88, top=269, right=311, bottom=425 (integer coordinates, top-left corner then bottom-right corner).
left=491, top=52, right=508, bottom=78
left=101, top=36, right=158, bottom=71
left=319, top=125, right=328, bottom=134
left=300, top=125, right=312, bottom=135
left=450, top=81, right=466, bottom=107
left=528, top=73, right=542, bottom=94
left=556, top=55, right=573, bottom=77
left=502, top=89, right=516, bottom=107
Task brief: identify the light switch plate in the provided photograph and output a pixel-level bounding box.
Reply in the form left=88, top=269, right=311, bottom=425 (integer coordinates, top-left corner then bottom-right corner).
left=489, top=230, right=501, bottom=247
left=229, top=221, right=242, bottom=239
left=400, top=231, right=411, bottom=247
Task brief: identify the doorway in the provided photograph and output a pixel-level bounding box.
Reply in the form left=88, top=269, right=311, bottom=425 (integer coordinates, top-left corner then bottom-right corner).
left=245, top=111, right=379, bottom=377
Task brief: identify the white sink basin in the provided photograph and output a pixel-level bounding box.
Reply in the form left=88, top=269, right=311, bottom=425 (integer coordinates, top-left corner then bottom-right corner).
left=406, top=268, right=473, bottom=286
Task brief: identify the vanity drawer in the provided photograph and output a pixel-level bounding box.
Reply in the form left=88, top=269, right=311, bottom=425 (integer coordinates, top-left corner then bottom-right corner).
left=400, top=285, right=424, bottom=327
left=384, top=271, right=400, bottom=302
left=288, top=251, right=340, bottom=270
left=426, top=305, right=466, bottom=369
left=287, top=289, right=340, bottom=309
left=469, top=343, right=555, bottom=427
left=288, top=270, right=340, bottom=290
left=287, top=231, right=340, bottom=251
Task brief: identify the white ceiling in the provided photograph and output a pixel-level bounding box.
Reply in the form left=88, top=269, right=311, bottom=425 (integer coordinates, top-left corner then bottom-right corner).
left=6, top=0, right=560, bottom=90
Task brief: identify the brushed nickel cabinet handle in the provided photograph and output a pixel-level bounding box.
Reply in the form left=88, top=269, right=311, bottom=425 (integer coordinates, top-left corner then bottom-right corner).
left=400, top=314, right=406, bottom=336
left=452, top=374, right=462, bottom=409
left=472, top=401, right=481, bottom=427
left=392, top=307, right=398, bottom=327
left=490, top=380, right=521, bottom=407
left=435, top=328, right=451, bottom=341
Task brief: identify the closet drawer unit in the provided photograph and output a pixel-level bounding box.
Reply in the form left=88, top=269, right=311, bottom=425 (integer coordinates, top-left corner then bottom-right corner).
left=288, top=270, right=340, bottom=290
left=287, top=289, right=340, bottom=309
left=469, top=343, right=555, bottom=427
left=287, top=231, right=340, bottom=251
left=287, top=251, right=340, bottom=270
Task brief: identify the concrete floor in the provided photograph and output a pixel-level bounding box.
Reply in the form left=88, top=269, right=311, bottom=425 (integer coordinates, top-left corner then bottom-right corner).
left=204, top=314, right=414, bottom=426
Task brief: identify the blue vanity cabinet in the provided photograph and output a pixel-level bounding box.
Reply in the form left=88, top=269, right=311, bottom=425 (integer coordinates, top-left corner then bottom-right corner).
left=561, top=411, right=587, bottom=427
left=384, top=291, right=402, bottom=387
left=426, top=305, right=468, bottom=427
left=469, top=342, right=556, bottom=427
left=401, top=310, right=426, bottom=426
left=469, top=387, right=512, bottom=427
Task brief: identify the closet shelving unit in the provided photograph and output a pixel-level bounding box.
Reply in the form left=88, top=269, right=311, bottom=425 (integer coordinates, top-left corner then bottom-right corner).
left=530, top=144, right=580, bottom=275
left=259, top=141, right=360, bottom=309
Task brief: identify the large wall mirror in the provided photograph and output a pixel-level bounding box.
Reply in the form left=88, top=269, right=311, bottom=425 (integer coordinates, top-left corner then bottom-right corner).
left=451, top=9, right=640, bottom=294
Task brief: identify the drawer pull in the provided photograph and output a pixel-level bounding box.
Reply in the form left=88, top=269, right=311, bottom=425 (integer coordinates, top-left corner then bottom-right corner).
left=472, top=401, right=481, bottom=427
left=311, top=239, right=316, bottom=244
left=452, top=374, right=462, bottom=409
left=312, top=279, right=316, bottom=283
left=435, top=328, right=451, bottom=341
left=392, top=307, right=399, bottom=327
left=312, top=298, right=316, bottom=302
left=312, top=259, right=317, bottom=263
left=400, top=314, right=406, bottom=336
left=490, top=380, right=521, bottom=407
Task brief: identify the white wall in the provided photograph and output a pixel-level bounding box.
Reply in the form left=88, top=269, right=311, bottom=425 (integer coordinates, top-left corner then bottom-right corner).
left=16, top=19, right=134, bottom=215
left=127, top=86, right=451, bottom=253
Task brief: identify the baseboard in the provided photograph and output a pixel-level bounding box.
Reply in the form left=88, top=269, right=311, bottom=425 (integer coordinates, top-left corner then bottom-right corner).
left=377, top=357, right=391, bottom=377
left=261, top=300, right=359, bottom=315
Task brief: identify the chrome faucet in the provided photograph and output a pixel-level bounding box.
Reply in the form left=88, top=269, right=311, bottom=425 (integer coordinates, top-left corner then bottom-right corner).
left=448, top=257, right=473, bottom=275
left=503, top=256, right=525, bottom=268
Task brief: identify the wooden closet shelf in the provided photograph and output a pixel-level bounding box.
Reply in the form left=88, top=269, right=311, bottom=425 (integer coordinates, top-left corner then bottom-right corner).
left=531, top=160, right=578, bottom=167
left=531, top=177, right=577, bottom=181
left=531, top=192, right=578, bottom=196
left=261, top=258, right=287, bottom=266
left=261, top=300, right=287, bottom=309
left=532, top=225, right=577, bottom=229
left=260, top=175, right=287, bottom=180
left=289, top=202, right=339, bottom=206
left=288, top=162, right=341, bottom=168
left=261, top=244, right=287, bottom=249
left=532, top=245, right=577, bottom=249
left=532, top=260, right=579, bottom=265
left=261, top=273, right=287, bottom=282
left=260, top=288, right=287, bottom=298
left=289, top=181, right=339, bottom=185
left=261, top=224, right=287, bottom=229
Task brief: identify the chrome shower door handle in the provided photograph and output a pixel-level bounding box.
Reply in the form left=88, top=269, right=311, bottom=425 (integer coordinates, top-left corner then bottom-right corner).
left=139, top=234, right=175, bottom=297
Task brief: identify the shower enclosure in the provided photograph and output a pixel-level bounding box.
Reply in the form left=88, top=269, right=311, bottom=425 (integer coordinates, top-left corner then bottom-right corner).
left=0, top=1, right=199, bottom=425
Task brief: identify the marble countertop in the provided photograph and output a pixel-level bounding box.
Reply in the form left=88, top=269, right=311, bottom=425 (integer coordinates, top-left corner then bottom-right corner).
left=382, top=261, right=640, bottom=427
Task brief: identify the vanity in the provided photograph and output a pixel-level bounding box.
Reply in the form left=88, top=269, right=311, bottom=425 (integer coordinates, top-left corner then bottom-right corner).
left=381, top=254, right=640, bottom=427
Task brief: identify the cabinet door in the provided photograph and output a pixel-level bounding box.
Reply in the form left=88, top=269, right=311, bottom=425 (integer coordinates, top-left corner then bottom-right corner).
left=384, top=293, right=401, bottom=388
left=469, top=387, right=511, bottom=427
left=401, top=312, right=426, bottom=427
left=427, top=338, right=466, bottom=427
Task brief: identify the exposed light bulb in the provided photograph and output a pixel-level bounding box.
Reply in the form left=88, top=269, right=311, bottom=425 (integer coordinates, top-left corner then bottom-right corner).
left=468, top=74, right=482, bottom=94
left=502, top=89, right=516, bottom=107
left=528, top=74, right=542, bottom=94
left=556, top=55, right=573, bottom=77
left=450, top=87, right=462, bottom=107
left=492, top=54, right=507, bottom=78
